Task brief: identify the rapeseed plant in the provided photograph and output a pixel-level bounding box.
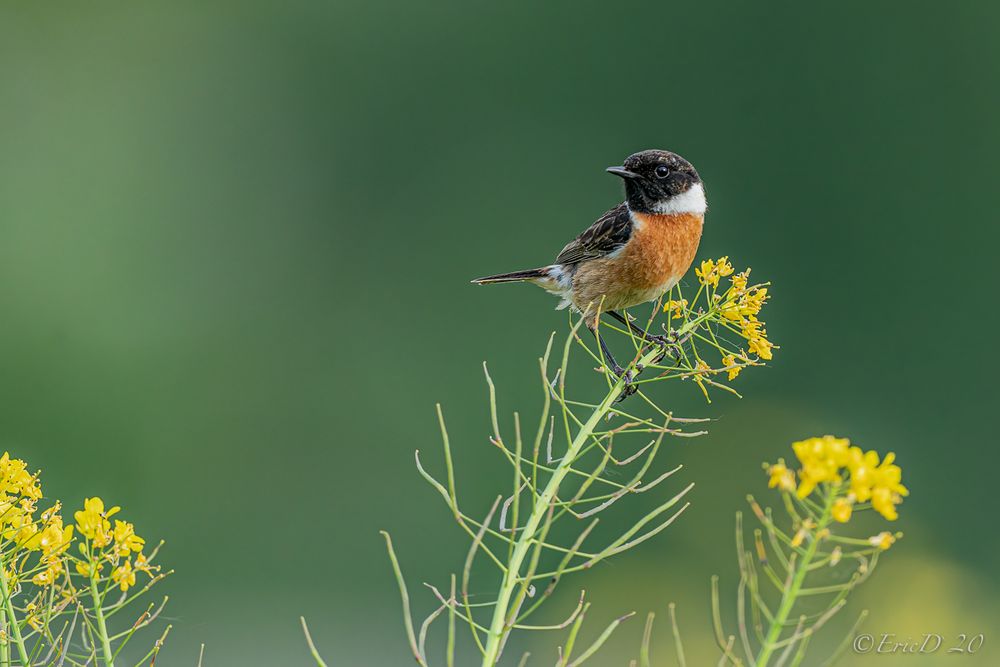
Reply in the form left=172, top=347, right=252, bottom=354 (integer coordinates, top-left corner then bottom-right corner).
left=658, top=436, right=907, bottom=666
left=0, top=455, right=170, bottom=666
left=366, top=258, right=780, bottom=665
left=303, top=256, right=902, bottom=665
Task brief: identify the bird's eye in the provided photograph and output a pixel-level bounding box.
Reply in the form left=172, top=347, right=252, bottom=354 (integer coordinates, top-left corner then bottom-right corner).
left=654, top=165, right=671, bottom=179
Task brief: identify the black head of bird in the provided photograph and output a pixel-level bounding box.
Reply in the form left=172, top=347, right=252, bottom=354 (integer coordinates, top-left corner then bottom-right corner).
left=606, top=150, right=703, bottom=215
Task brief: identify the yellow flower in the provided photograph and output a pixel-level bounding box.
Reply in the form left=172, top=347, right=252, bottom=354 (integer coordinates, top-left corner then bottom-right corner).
left=25, top=603, right=42, bottom=632
left=0, top=453, right=42, bottom=500
left=746, top=328, right=774, bottom=360
left=873, top=452, right=907, bottom=492
left=112, top=559, right=136, bottom=592
left=40, top=502, right=61, bottom=522
left=729, top=270, right=750, bottom=295
left=831, top=497, right=853, bottom=523
left=39, top=523, right=74, bottom=558
left=721, top=353, right=742, bottom=380
left=695, top=259, right=716, bottom=286
left=846, top=448, right=907, bottom=520
left=663, top=298, right=688, bottom=319
left=24, top=511, right=74, bottom=557
left=75, top=560, right=103, bottom=578
left=32, top=561, right=63, bottom=587
left=741, top=288, right=768, bottom=317
left=720, top=304, right=741, bottom=321
left=134, top=551, right=154, bottom=573
left=767, top=461, right=796, bottom=492
left=722, top=285, right=769, bottom=322
left=695, top=256, right=734, bottom=288
left=113, top=520, right=145, bottom=557
left=737, top=317, right=775, bottom=361
left=846, top=447, right=878, bottom=501
left=16, top=522, right=38, bottom=547
left=74, top=497, right=118, bottom=547
left=74, top=497, right=103, bottom=536
left=32, top=569, right=53, bottom=586
left=871, top=487, right=898, bottom=521
left=790, top=527, right=807, bottom=548
left=791, top=435, right=850, bottom=498
left=869, top=532, right=897, bottom=550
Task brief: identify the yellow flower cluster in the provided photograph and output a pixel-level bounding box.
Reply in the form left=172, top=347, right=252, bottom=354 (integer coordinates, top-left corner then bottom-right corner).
left=661, top=257, right=775, bottom=386
left=74, top=497, right=148, bottom=591
left=0, top=453, right=42, bottom=500
left=769, top=436, right=908, bottom=522
left=695, top=256, right=734, bottom=288
left=28, top=505, right=75, bottom=586
left=0, top=454, right=74, bottom=587
left=0, top=450, right=167, bottom=667
left=720, top=269, right=774, bottom=361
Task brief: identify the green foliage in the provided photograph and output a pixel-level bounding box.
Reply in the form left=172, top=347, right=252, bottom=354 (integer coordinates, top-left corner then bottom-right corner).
left=303, top=264, right=901, bottom=666
left=373, top=268, right=776, bottom=666
left=0, top=457, right=170, bottom=666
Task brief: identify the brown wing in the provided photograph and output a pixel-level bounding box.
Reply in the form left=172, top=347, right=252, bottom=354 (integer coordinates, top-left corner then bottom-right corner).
left=555, top=203, right=633, bottom=266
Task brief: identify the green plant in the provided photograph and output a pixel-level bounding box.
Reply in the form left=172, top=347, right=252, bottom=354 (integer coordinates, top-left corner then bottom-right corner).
left=371, top=257, right=776, bottom=665
left=628, top=436, right=907, bottom=666
left=0, top=455, right=171, bottom=666
left=299, top=254, right=909, bottom=665
left=708, top=437, right=904, bottom=667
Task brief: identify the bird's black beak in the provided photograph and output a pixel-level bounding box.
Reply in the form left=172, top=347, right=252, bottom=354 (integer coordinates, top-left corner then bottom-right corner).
left=606, top=166, right=640, bottom=180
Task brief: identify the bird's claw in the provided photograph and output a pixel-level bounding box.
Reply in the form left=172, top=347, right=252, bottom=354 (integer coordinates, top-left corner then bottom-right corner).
left=647, top=333, right=672, bottom=347
left=613, top=367, right=638, bottom=403
left=647, top=331, right=687, bottom=364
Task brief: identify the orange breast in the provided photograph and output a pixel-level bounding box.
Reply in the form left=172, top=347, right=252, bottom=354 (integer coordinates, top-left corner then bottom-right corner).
left=621, top=211, right=704, bottom=289
left=571, top=211, right=704, bottom=313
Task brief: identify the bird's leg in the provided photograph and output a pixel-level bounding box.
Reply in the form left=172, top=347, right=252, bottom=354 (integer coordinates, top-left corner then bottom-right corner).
left=588, top=323, right=638, bottom=400
left=595, top=329, right=626, bottom=377
left=605, top=310, right=684, bottom=363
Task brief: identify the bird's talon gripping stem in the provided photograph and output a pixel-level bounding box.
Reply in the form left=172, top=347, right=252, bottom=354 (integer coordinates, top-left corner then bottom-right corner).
left=648, top=333, right=672, bottom=347
left=614, top=368, right=639, bottom=402
left=647, top=330, right=689, bottom=364
left=607, top=311, right=682, bottom=359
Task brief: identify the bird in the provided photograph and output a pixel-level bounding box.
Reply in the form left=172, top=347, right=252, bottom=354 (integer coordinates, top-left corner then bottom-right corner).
left=472, top=149, right=706, bottom=390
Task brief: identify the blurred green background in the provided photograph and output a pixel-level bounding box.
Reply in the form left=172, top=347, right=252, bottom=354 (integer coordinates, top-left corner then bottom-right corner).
left=1, top=1, right=998, bottom=664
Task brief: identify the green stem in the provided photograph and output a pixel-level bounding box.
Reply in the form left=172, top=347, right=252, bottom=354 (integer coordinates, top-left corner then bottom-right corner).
left=0, top=556, right=30, bottom=666
left=90, top=576, right=115, bottom=667
left=0, top=615, right=8, bottom=667
left=480, top=343, right=666, bottom=666
left=755, top=490, right=834, bottom=667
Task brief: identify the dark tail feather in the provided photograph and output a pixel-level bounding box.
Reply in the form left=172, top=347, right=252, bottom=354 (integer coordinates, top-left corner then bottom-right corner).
left=471, top=267, right=549, bottom=285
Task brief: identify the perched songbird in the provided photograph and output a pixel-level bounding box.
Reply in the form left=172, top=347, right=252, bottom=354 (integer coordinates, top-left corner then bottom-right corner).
left=473, top=149, right=706, bottom=383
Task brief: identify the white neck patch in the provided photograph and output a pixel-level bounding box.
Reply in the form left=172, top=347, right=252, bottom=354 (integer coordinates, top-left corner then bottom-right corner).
left=652, top=182, right=707, bottom=215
